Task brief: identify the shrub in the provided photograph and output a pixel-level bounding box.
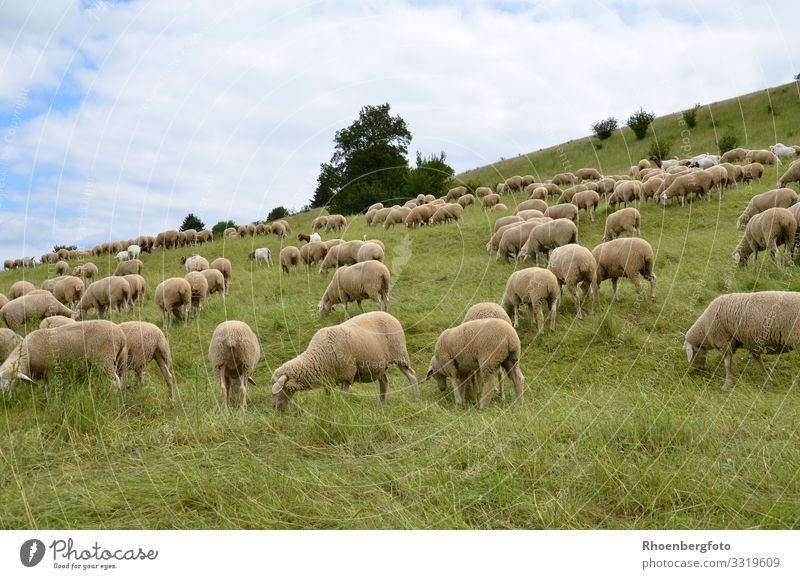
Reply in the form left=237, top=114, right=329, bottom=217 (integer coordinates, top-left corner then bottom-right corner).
left=211, top=220, right=236, bottom=238
left=53, top=244, right=77, bottom=252
left=681, top=103, right=700, bottom=129
left=646, top=137, right=673, bottom=160
left=180, top=213, right=205, bottom=231
left=267, top=206, right=290, bottom=221
left=591, top=117, right=618, bottom=140
left=626, top=108, right=656, bottom=140
left=718, top=127, right=739, bottom=154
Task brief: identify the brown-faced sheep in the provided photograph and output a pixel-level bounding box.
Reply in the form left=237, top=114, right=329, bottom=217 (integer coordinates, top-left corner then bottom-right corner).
left=208, top=320, right=260, bottom=410
left=592, top=237, right=656, bottom=301
left=741, top=162, right=764, bottom=183
left=733, top=207, right=796, bottom=268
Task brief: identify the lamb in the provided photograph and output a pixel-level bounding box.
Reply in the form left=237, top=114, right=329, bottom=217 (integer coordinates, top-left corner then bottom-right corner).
left=200, top=268, right=225, bottom=302
left=53, top=276, right=85, bottom=308
left=405, top=204, right=436, bottom=228
left=154, top=278, right=191, bottom=328
left=518, top=218, right=578, bottom=262
left=741, top=162, right=764, bottom=183
left=39, top=316, right=76, bottom=329
left=299, top=241, right=328, bottom=268
left=113, top=259, right=143, bottom=276
left=279, top=246, right=302, bottom=274
left=514, top=199, right=548, bottom=214
left=249, top=247, right=273, bottom=267
left=658, top=170, right=713, bottom=205
left=575, top=167, right=602, bottom=182
left=319, top=240, right=364, bottom=275
left=0, top=320, right=127, bottom=393
left=732, top=207, right=796, bottom=268
left=75, top=276, right=131, bottom=320
left=0, top=328, right=22, bottom=362
left=571, top=190, right=601, bottom=221
left=501, top=267, right=559, bottom=332
left=383, top=207, right=412, bottom=229
left=271, top=311, right=418, bottom=409
left=603, top=207, right=641, bottom=241
left=445, top=186, right=467, bottom=201
left=208, top=320, right=260, bottom=410
left=736, top=188, right=798, bottom=230
left=457, top=193, right=475, bottom=208
left=720, top=148, right=748, bottom=163
left=1, top=292, right=75, bottom=331
left=356, top=242, right=384, bottom=263
left=745, top=149, right=778, bottom=165
left=770, top=143, right=796, bottom=158
left=115, top=251, right=130, bottom=263
left=55, top=260, right=69, bottom=275
left=9, top=281, right=35, bottom=300
left=684, top=291, right=800, bottom=387
left=318, top=260, right=390, bottom=318
left=544, top=203, right=579, bottom=222
left=117, top=321, right=175, bottom=400
left=591, top=238, right=656, bottom=301
left=482, top=193, right=501, bottom=209
left=184, top=271, right=208, bottom=317
left=426, top=318, right=523, bottom=409
left=777, top=159, right=800, bottom=189
left=546, top=245, right=596, bottom=320
left=210, top=257, right=232, bottom=293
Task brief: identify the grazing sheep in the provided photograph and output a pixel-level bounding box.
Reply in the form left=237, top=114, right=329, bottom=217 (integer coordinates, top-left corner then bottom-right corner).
left=298, top=233, right=311, bottom=243
left=496, top=221, right=548, bottom=262
left=210, top=257, right=232, bottom=293
left=658, top=170, right=713, bottom=205
left=487, top=219, right=550, bottom=255
left=113, top=259, right=143, bottom=276
left=544, top=203, right=579, bottom=223
left=118, top=321, right=175, bottom=400
left=115, top=251, right=130, bottom=263
left=0, top=328, right=22, bottom=361
left=75, top=276, right=131, bottom=320
left=3, top=260, right=14, bottom=270
left=405, top=204, right=436, bottom=228
left=556, top=185, right=587, bottom=204
left=504, top=176, right=523, bottom=192
left=426, top=318, right=524, bottom=409
left=494, top=215, right=524, bottom=232
left=516, top=209, right=545, bottom=220
left=770, top=143, right=796, bottom=158
left=41, top=276, right=66, bottom=295
left=445, top=186, right=467, bottom=201
left=527, top=186, right=548, bottom=200
left=184, top=271, right=208, bottom=317
left=490, top=203, right=508, bottom=212
left=457, top=193, right=475, bottom=208
left=311, top=216, right=329, bottom=231
left=604, top=207, right=641, bottom=241
left=319, top=240, right=364, bottom=275
left=518, top=218, right=578, bottom=262
left=1, top=293, right=75, bottom=331
left=126, top=244, right=141, bottom=259
left=0, top=320, right=127, bottom=393
left=576, top=167, right=602, bottom=182
left=745, top=150, right=778, bottom=165
left=271, top=311, right=418, bottom=409
left=777, top=159, right=800, bottom=189
left=318, top=261, right=390, bottom=318
left=720, top=148, right=748, bottom=163
left=608, top=180, right=645, bottom=207
left=571, top=190, right=601, bottom=221
left=592, top=238, right=656, bottom=301
left=501, top=268, right=559, bottom=332
left=279, top=246, right=302, bottom=274
left=9, top=281, right=35, bottom=300
left=356, top=242, right=384, bottom=264
left=383, top=207, right=412, bottom=229
left=371, top=207, right=393, bottom=226
left=684, top=291, right=800, bottom=387
left=200, top=268, right=225, bottom=301
left=299, top=241, right=328, bottom=268
left=649, top=156, right=680, bottom=170
left=270, top=222, right=288, bottom=238
left=368, top=202, right=384, bottom=212
left=475, top=186, right=492, bottom=198
left=464, top=302, right=512, bottom=325
left=182, top=254, right=209, bottom=272
left=55, top=260, right=69, bottom=275
left=482, top=193, right=501, bottom=209
left=514, top=199, right=548, bottom=214
left=155, top=278, right=191, bottom=328
left=208, top=320, right=260, bottom=410
left=75, top=262, right=98, bottom=280
left=551, top=172, right=577, bottom=186
left=547, top=245, right=596, bottom=319
left=53, top=276, right=85, bottom=308
left=223, top=227, right=238, bottom=239
left=155, top=229, right=179, bottom=249
left=732, top=207, right=796, bottom=268
left=323, top=214, right=346, bottom=232
left=0, top=294, right=7, bottom=310
left=705, top=164, right=729, bottom=198
left=39, top=315, right=75, bottom=329
left=741, top=162, right=764, bottom=183
left=249, top=247, right=273, bottom=267
left=736, top=188, right=798, bottom=230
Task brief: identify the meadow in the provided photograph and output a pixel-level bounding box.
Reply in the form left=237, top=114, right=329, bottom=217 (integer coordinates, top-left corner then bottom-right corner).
left=1, top=83, right=799, bottom=529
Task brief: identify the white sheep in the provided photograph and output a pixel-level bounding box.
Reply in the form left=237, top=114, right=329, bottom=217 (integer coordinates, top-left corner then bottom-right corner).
left=1, top=292, right=76, bottom=331
left=75, top=276, right=131, bottom=320
left=115, top=251, right=130, bottom=262
left=736, top=188, right=798, bottom=230
left=547, top=244, right=596, bottom=320
left=155, top=278, right=191, bottom=328
left=183, top=254, right=210, bottom=272
left=318, top=260, right=390, bottom=318
left=603, top=207, right=641, bottom=241
left=501, top=268, right=559, bottom=332
left=127, top=245, right=141, bottom=259
left=208, top=320, right=261, bottom=410
left=119, top=321, right=175, bottom=400
left=592, top=238, right=657, bottom=301
left=249, top=248, right=273, bottom=267
left=733, top=207, right=796, bottom=268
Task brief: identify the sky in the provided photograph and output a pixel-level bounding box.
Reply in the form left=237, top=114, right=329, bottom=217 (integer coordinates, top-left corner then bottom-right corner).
left=0, top=0, right=797, bottom=258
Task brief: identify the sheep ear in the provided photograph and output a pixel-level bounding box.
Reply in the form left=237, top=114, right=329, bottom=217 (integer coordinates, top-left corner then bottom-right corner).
left=683, top=342, right=694, bottom=363
left=425, top=367, right=434, bottom=381
left=272, top=374, right=287, bottom=394
left=247, top=376, right=257, bottom=386
left=17, top=372, right=34, bottom=385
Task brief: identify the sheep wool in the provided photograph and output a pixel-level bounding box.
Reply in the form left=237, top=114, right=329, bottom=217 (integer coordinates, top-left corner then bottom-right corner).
left=592, top=237, right=656, bottom=301
left=547, top=244, right=597, bottom=320
left=119, top=321, right=175, bottom=400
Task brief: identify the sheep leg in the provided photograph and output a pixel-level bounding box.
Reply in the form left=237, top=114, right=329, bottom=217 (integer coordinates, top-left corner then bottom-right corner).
left=512, top=304, right=520, bottom=328
left=479, top=372, right=495, bottom=410
left=645, top=273, right=657, bottom=301
left=378, top=372, right=388, bottom=403
left=629, top=272, right=643, bottom=297
left=356, top=300, right=365, bottom=313
left=770, top=239, right=782, bottom=268
left=452, top=377, right=466, bottom=407
left=503, top=359, right=524, bottom=404
left=569, top=284, right=582, bottom=319
left=219, top=370, right=229, bottom=410
left=723, top=351, right=734, bottom=388
left=239, top=377, right=247, bottom=410
left=535, top=302, right=544, bottom=335
left=154, top=351, right=175, bottom=401
left=751, top=352, right=772, bottom=386
left=398, top=364, right=418, bottom=401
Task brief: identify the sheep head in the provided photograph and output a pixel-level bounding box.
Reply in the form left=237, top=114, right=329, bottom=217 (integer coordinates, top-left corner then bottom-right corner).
left=0, top=344, right=33, bottom=393
left=683, top=340, right=707, bottom=369
left=271, top=373, right=293, bottom=410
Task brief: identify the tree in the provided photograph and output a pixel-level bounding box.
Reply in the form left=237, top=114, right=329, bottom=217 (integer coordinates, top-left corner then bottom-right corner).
left=180, top=213, right=205, bottom=231
left=53, top=244, right=77, bottom=252
left=681, top=103, right=700, bottom=129
left=267, top=206, right=290, bottom=221
left=626, top=108, right=656, bottom=140
left=405, top=151, right=454, bottom=198
left=312, top=103, right=412, bottom=214
left=591, top=117, right=618, bottom=140
left=212, top=220, right=236, bottom=237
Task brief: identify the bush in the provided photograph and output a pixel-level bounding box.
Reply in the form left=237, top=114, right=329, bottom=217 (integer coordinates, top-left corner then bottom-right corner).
left=267, top=206, right=290, bottom=221
left=591, top=117, right=618, bottom=140
left=718, top=128, right=739, bottom=154
left=211, top=220, right=236, bottom=238
left=180, top=213, right=205, bottom=232
left=646, top=137, right=673, bottom=160
left=681, top=103, right=700, bottom=129
left=53, top=244, right=77, bottom=252
left=626, top=108, right=656, bottom=140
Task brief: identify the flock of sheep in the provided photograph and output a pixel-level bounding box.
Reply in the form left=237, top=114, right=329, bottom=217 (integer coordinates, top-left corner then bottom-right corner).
left=2, top=145, right=800, bottom=411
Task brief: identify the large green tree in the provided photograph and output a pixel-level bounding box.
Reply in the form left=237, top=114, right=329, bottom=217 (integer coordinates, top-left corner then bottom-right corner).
left=180, top=213, right=206, bottom=231
left=312, top=104, right=412, bottom=214
left=405, top=151, right=454, bottom=198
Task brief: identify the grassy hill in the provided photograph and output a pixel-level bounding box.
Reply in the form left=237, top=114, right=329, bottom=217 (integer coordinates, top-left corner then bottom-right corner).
left=1, top=84, right=800, bottom=529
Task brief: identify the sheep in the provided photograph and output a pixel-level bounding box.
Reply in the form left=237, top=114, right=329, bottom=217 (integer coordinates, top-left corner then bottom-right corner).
left=115, top=251, right=130, bottom=262
left=0, top=294, right=7, bottom=310
left=0, top=293, right=75, bottom=331
left=770, top=143, right=796, bottom=158
left=705, top=164, right=729, bottom=198
left=571, top=190, right=601, bottom=221
left=551, top=172, right=577, bottom=186
left=356, top=242, right=384, bottom=264
left=487, top=219, right=550, bottom=255
left=182, top=254, right=209, bottom=272
left=127, top=244, right=142, bottom=258
left=75, top=276, right=131, bottom=320
left=324, top=239, right=344, bottom=250
left=638, top=159, right=651, bottom=171
left=271, top=311, right=418, bottom=409
left=475, top=186, right=492, bottom=198
left=0, top=328, right=22, bottom=362
left=658, top=170, right=713, bottom=205
left=648, top=156, right=680, bottom=170
left=493, top=215, right=524, bottom=232
left=0, top=320, right=127, bottom=393
left=208, top=320, right=260, bottom=410
left=210, top=257, right=232, bottom=293
left=457, top=193, right=475, bottom=208
left=463, top=302, right=512, bottom=325
left=745, top=149, right=778, bottom=165
left=544, top=203, right=579, bottom=223
left=720, top=148, right=748, bottom=163
left=299, top=241, right=328, bottom=268
left=279, top=246, right=302, bottom=274
left=200, top=268, right=225, bottom=302
left=518, top=218, right=578, bottom=263
left=41, top=252, right=58, bottom=264
left=496, top=220, right=548, bottom=262
left=490, top=203, right=508, bottom=212
left=39, top=316, right=75, bottom=329
left=183, top=271, right=208, bottom=317
left=732, top=207, right=796, bottom=268
left=777, top=159, right=800, bottom=189
left=117, top=321, right=175, bottom=399
left=41, top=276, right=66, bottom=294
left=556, top=184, right=587, bottom=204
left=249, top=247, right=273, bottom=267
left=604, top=207, right=641, bottom=241
left=319, top=240, right=364, bottom=275
left=405, top=204, right=436, bottom=228
left=575, top=167, right=602, bottom=182
left=608, top=180, right=645, bottom=207
left=55, top=260, right=69, bottom=275
left=546, top=244, right=596, bottom=319
left=75, top=262, right=98, bottom=280
left=3, top=260, right=14, bottom=270
left=318, top=261, right=390, bottom=319
left=155, top=278, right=191, bottom=328
left=684, top=291, right=800, bottom=387
left=9, top=281, right=35, bottom=300
left=503, top=176, right=522, bottom=192
left=237, top=225, right=250, bottom=237
left=426, top=318, right=523, bottom=409
left=311, top=232, right=322, bottom=242
left=482, top=193, right=501, bottom=209
left=371, top=207, right=393, bottom=226
left=736, top=188, right=798, bottom=230
left=514, top=199, right=548, bottom=215
left=53, top=276, right=85, bottom=308
left=113, top=259, right=143, bottom=276
left=445, top=186, right=467, bottom=201
left=155, top=229, right=179, bottom=249
left=223, top=227, right=238, bottom=239
left=311, top=216, right=329, bottom=231
left=741, top=162, right=764, bottom=183
left=688, top=153, right=721, bottom=169
left=270, top=222, right=288, bottom=238
left=516, top=209, right=545, bottom=220
left=527, top=186, right=548, bottom=200
left=501, top=267, right=559, bottom=332
left=592, top=238, right=656, bottom=301
left=368, top=202, right=384, bottom=212
left=13, top=259, right=22, bottom=269
left=276, top=219, right=291, bottom=233
left=595, top=177, right=616, bottom=197
left=197, top=230, right=213, bottom=244
left=383, top=207, right=412, bottom=229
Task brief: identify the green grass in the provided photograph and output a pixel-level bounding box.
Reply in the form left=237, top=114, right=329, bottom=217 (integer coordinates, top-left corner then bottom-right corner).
left=1, top=84, right=800, bottom=529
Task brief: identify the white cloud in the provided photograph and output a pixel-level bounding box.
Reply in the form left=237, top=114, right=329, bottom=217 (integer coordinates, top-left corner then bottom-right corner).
left=0, top=0, right=798, bottom=257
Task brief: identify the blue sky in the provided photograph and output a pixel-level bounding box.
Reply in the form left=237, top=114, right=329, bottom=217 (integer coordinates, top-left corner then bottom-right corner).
left=1, top=0, right=798, bottom=258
